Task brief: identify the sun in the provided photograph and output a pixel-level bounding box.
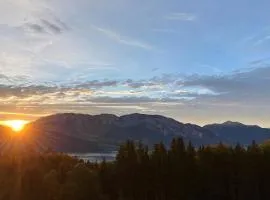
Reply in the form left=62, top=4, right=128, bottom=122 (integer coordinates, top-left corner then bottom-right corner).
left=1, top=120, right=28, bottom=132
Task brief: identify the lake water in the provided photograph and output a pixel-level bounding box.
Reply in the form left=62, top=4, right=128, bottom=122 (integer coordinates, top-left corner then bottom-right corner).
left=70, top=153, right=116, bottom=162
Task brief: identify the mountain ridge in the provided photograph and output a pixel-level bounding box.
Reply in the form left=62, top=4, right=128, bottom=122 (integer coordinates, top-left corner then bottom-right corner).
left=21, top=113, right=218, bottom=152
left=1, top=113, right=270, bottom=153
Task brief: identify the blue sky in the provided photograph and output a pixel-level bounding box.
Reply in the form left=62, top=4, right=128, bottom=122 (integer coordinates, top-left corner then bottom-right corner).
left=0, top=0, right=270, bottom=126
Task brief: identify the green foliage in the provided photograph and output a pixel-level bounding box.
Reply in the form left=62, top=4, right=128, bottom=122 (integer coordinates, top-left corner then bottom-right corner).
left=1, top=138, right=270, bottom=200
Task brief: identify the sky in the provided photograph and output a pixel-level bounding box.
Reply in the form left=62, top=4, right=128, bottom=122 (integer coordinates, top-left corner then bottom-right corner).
left=0, top=0, right=270, bottom=127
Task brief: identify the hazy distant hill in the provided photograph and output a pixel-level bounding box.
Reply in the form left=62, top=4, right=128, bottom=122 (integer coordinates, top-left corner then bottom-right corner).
left=0, top=125, right=22, bottom=152
left=1, top=113, right=270, bottom=153
left=0, top=125, right=10, bottom=137
left=0, top=125, right=13, bottom=140
left=204, top=121, right=270, bottom=145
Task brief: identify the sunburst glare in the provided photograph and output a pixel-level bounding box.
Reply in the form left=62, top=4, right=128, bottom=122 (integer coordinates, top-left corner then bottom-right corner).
left=0, top=120, right=28, bottom=132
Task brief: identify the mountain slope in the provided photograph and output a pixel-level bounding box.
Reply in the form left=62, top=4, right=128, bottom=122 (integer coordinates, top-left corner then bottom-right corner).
left=204, top=121, right=270, bottom=145
left=2, top=114, right=270, bottom=153
left=22, top=113, right=218, bottom=152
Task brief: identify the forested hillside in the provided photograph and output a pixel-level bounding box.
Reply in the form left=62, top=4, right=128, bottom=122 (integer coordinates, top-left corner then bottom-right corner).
left=1, top=138, right=270, bottom=200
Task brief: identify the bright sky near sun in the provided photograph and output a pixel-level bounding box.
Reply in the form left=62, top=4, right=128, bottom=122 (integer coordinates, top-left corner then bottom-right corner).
left=0, top=120, right=28, bottom=132
left=0, top=0, right=270, bottom=126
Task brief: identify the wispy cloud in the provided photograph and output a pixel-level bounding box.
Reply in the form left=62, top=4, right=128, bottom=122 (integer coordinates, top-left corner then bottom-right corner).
left=1, top=66, right=270, bottom=126
left=199, top=64, right=223, bottom=74
left=253, top=35, right=270, bottom=46
left=242, top=28, right=270, bottom=47
left=0, top=112, right=45, bottom=117
left=3, top=65, right=270, bottom=106
left=92, top=26, right=154, bottom=50
left=165, top=13, right=197, bottom=21
left=152, top=29, right=178, bottom=33
left=23, top=17, right=69, bottom=35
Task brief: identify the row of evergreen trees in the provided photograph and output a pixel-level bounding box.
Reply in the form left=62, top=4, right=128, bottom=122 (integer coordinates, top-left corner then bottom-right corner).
left=1, top=138, right=270, bottom=200
left=101, top=139, right=270, bottom=200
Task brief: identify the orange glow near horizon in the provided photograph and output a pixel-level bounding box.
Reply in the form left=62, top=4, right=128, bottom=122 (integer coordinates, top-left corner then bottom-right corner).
left=0, top=120, right=29, bottom=132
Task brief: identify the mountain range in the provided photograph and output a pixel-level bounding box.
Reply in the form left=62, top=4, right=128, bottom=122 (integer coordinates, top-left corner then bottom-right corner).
left=1, top=113, right=270, bottom=153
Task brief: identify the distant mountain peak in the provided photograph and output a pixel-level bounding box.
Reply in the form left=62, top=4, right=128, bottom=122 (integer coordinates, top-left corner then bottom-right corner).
left=121, top=113, right=170, bottom=119
left=222, top=121, right=245, bottom=126
left=219, top=121, right=261, bottom=128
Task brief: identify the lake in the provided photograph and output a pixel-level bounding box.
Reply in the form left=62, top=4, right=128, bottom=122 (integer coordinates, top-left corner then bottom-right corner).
left=70, top=152, right=116, bottom=162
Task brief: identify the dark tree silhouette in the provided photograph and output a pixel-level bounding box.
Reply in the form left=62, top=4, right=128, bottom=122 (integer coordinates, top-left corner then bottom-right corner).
left=0, top=137, right=270, bottom=200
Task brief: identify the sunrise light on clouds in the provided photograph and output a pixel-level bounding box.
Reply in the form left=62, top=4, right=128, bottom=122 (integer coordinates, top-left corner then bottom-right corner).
left=0, top=0, right=270, bottom=127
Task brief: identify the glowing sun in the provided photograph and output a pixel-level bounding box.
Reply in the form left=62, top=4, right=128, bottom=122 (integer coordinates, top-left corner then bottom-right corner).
left=2, top=120, right=28, bottom=132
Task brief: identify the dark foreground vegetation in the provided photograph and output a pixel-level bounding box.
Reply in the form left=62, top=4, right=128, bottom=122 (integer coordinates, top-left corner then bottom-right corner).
left=1, top=138, right=270, bottom=200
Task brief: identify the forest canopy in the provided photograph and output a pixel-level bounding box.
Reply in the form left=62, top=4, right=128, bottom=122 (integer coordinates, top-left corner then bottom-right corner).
left=0, top=138, right=270, bottom=200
